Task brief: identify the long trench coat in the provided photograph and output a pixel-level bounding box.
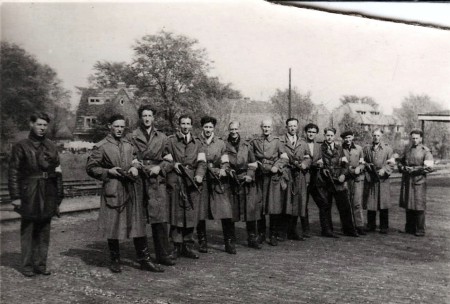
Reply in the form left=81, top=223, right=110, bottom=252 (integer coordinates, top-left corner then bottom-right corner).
left=86, top=134, right=146, bottom=240
left=319, top=143, right=348, bottom=192
left=342, top=143, right=365, bottom=209
left=362, top=142, right=394, bottom=210
left=225, top=137, right=261, bottom=221
left=250, top=135, right=288, bottom=215
left=198, top=134, right=232, bottom=220
left=280, top=135, right=308, bottom=217
left=399, top=144, right=433, bottom=210
left=165, top=132, right=207, bottom=228
left=129, top=127, right=173, bottom=224
left=8, top=132, right=64, bottom=222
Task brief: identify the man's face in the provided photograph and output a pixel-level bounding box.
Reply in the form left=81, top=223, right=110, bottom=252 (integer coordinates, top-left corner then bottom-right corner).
left=411, top=133, right=422, bottom=146
left=372, top=130, right=382, bottom=144
left=229, top=123, right=239, bottom=139
left=286, top=120, right=298, bottom=136
left=30, top=118, right=48, bottom=137
left=261, top=120, right=272, bottom=136
left=343, top=135, right=354, bottom=146
left=141, top=110, right=154, bottom=128
left=202, top=122, right=214, bottom=138
left=179, top=118, right=192, bottom=135
left=109, top=119, right=125, bottom=138
left=325, top=131, right=335, bottom=144
left=306, top=128, right=318, bottom=141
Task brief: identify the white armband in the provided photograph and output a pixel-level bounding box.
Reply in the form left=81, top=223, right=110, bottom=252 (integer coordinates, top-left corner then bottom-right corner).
left=197, top=152, right=206, bottom=163
left=163, top=154, right=174, bottom=162
left=341, top=156, right=348, bottom=163
left=221, top=154, right=230, bottom=164
left=424, top=160, right=434, bottom=168
left=359, top=158, right=365, bottom=164
left=280, top=153, right=289, bottom=160
left=55, top=165, right=62, bottom=173
left=248, top=162, right=258, bottom=169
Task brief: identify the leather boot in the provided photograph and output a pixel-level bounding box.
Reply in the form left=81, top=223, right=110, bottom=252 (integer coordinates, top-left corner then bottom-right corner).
left=366, top=211, right=377, bottom=232
left=415, top=211, right=425, bottom=237
left=107, top=239, right=121, bottom=273
left=268, top=231, right=278, bottom=246
left=181, top=242, right=199, bottom=259
left=197, top=221, right=208, bottom=253
left=172, top=243, right=182, bottom=259
left=300, top=215, right=311, bottom=238
left=288, top=216, right=304, bottom=241
left=379, top=209, right=389, bottom=234
left=405, top=210, right=416, bottom=234
left=223, top=220, right=237, bottom=254
left=225, top=239, right=237, bottom=254
left=247, top=234, right=262, bottom=249
left=152, top=224, right=175, bottom=266
left=133, top=237, right=164, bottom=272
left=257, top=216, right=266, bottom=244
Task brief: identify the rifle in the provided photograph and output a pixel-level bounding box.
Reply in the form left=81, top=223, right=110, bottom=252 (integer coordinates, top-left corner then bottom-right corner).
left=116, top=168, right=138, bottom=183
left=207, top=167, right=225, bottom=194
left=178, top=164, right=201, bottom=193
left=365, top=163, right=380, bottom=183
left=321, top=162, right=338, bottom=193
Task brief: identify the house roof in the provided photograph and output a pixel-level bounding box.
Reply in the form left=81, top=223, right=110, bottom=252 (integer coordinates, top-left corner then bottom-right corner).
left=338, top=102, right=402, bottom=126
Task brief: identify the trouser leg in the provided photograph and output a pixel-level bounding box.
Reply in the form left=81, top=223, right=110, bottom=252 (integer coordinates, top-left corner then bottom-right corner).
left=107, top=239, right=121, bottom=273
left=133, top=236, right=164, bottom=272
left=34, top=219, right=51, bottom=271
left=222, top=218, right=236, bottom=254
left=181, top=227, right=199, bottom=259
left=152, top=223, right=173, bottom=265
left=334, top=190, right=357, bottom=235
left=309, top=185, right=332, bottom=234
left=257, top=214, right=266, bottom=244
left=20, top=219, right=34, bottom=272
left=300, top=204, right=310, bottom=237
left=415, top=210, right=425, bottom=236
left=405, top=210, right=416, bottom=234
left=379, top=209, right=389, bottom=233
left=367, top=211, right=377, bottom=231
left=196, top=220, right=208, bottom=253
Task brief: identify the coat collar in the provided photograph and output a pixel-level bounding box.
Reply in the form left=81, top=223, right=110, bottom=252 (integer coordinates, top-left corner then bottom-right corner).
left=259, top=134, right=276, bottom=142
left=133, top=126, right=159, bottom=142
left=176, top=131, right=195, bottom=143
left=105, top=134, right=130, bottom=145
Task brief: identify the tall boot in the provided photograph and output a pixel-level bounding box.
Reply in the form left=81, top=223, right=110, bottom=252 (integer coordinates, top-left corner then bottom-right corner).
left=268, top=214, right=278, bottom=246
left=107, top=239, right=121, bottom=273
left=181, top=242, right=200, bottom=259
left=152, top=223, right=175, bottom=266
left=277, top=214, right=289, bottom=241
left=379, top=209, right=389, bottom=234
left=415, top=211, right=425, bottom=237
left=288, top=215, right=304, bottom=241
left=366, top=211, right=377, bottom=232
left=196, top=220, right=208, bottom=253
left=133, top=237, right=164, bottom=272
left=300, top=214, right=311, bottom=238
left=319, top=209, right=338, bottom=238
left=222, top=219, right=236, bottom=254
left=257, top=216, right=266, bottom=244
left=246, top=221, right=262, bottom=249
left=405, top=210, right=416, bottom=234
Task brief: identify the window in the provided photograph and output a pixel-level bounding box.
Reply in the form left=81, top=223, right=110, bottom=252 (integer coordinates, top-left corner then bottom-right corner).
left=88, top=97, right=104, bottom=104
left=84, top=116, right=97, bottom=128
left=119, top=99, right=124, bottom=105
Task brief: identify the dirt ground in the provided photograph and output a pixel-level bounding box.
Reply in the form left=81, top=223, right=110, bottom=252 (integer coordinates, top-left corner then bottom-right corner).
left=1, top=176, right=449, bottom=304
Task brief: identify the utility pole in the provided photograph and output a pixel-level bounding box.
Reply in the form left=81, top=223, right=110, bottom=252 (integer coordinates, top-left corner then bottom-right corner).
left=288, top=68, right=292, bottom=118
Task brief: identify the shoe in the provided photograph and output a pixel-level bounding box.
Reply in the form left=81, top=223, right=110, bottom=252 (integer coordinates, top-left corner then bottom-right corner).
left=247, top=234, right=262, bottom=249
left=198, top=234, right=208, bottom=253
left=181, top=243, right=199, bottom=259
left=224, top=239, right=237, bottom=254
left=356, top=227, right=367, bottom=236
left=277, top=233, right=287, bottom=242
left=268, top=234, right=278, bottom=246
left=287, top=232, right=305, bottom=241
left=110, top=257, right=121, bottom=273
left=34, top=268, right=51, bottom=275
left=302, top=231, right=311, bottom=238
left=138, top=258, right=165, bottom=272
left=344, top=230, right=359, bottom=237
left=365, top=225, right=376, bottom=233
left=157, top=256, right=176, bottom=266
left=379, top=228, right=388, bottom=234
left=22, top=270, right=35, bottom=277
left=321, top=231, right=339, bottom=238
left=257, top=233, right=266, bottom=244
left=415, top=231, right=425, bottom=237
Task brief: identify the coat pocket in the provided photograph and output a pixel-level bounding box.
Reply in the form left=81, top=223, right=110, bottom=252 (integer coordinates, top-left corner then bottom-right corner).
left=413, top=175, right=426, bottom=185
left=104, top=179, right=119, bottom=197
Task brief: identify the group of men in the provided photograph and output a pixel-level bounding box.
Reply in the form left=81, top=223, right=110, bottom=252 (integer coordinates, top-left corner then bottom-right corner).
left=9, top=108, right=434, bottom=277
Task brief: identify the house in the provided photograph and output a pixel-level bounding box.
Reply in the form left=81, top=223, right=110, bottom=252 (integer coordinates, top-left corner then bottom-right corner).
left=73, top=82, right=140, bottom=141
left=332, top=102, right=404, bottom=135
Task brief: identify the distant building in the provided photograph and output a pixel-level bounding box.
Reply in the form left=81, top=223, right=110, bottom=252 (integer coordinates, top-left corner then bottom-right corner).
left=332, top=102, right=404, bottom=135
left=73, top=82, right=140, bottom=141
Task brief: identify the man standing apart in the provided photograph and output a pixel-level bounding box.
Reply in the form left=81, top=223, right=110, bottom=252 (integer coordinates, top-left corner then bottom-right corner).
left=363, top=128, right=395, bottom=234
left=86, top=114, right=163, bottom=273
left=251, top=118, right=289, bottom=246
left=341, top=131, right=366, bottom=235
left=398, top=129, right=434, bottom=237
left=9, top=112, right=64, bottom=277
left=129, top=105, right=175, bottom=266
left=166, top=115, right=206, bottom=258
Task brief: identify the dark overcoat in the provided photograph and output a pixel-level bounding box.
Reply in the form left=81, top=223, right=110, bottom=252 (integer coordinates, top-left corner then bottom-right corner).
left=362, top=142, right=394, bottom=210
left=250, top=135, right=288, bottom=214
left=198, top=134, right=232, bottom=220
left=319, top=142, right=348, bottom=192
left=8, top=132, right=63, bottom=222
left=129, top=127, right=173, bottom=224
left=225, top=137, right=261, bottom=221
left=165, top=132, right=207, bottom=228
left=86, top=134, right=146, bottom=239
left=399, top=144, right=433, bottom=210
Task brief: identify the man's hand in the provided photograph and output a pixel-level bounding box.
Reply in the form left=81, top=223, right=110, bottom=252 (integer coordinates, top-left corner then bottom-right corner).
left=355, top=166, right=361, bottom=175
left=338, top=175, right=346, bottom=183
left=128, top=167, right=139, bottom=177
left=108, top=167, right=123, bottom=177
left=271, top=166, right=279, bottom=174
left=11, top=199, right=21, bottom=209
left=378, top=169, right=385, bottom=177
left=243, top=175, right=252, bottom=183
left=316, top=159, right=324, bottom=168
left=301, top=162, right=308, bottom=170
left=219, top=169, right=227, bottom=177
left=174, top=163, right=181, bottom=174
left=194, top=175, right=203, bottom=184
left=149, top=165, right=161, bottom=176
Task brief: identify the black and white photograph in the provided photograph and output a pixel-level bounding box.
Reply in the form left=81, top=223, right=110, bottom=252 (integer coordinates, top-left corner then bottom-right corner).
left=1, top=1, right=449, bottom=303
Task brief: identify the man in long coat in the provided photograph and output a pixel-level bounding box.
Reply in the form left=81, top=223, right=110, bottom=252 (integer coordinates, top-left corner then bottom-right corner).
left=250, top=118, right=289, bottom=246
left=280, top=118, right=308, bottom=241
left=225, top=121, right=261, bottom=249
left=363, top=128, right=395, bottom=234
left=165, top=114, right=207, bottom=258
left=9, top=112, right=64, bottom=277
left=128, top=105, right=174, bottom=266
left=341, top=131, right=366, bottom=235
left=398, top=129, right=434, bottom=237
left=196, top=116, right=237, bottom=254
left=86, top=114, right=163, bottom=273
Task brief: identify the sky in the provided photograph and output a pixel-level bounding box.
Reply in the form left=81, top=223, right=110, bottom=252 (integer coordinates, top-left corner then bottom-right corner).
left=2, top=0, right=450, bottom=115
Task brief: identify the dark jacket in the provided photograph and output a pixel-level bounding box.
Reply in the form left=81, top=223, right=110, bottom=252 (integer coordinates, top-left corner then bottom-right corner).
left=8, top=132, right=63, bottom=221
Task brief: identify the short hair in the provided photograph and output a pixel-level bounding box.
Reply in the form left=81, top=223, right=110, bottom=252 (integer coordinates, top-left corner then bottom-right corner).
left=372, top=128, right=384, bottom=134
left=324, top=127, right=336, bottom=135
left=340, top=130, right=354, bottom=139
left=178, top=114, right=193, bottom=125
left=260, top=118, right=273, bottom=127
left=108, top=114, right=125, bottom=124
left=229, top=121, right=240, bottom=128
left=410, top=128, right=423, bottom=137
left=304, top=123, right=319, bottom=133
left=285, top=118, right=299, bottom=126
left=138, top=105, right=156, bottom=118
left=200, top=116, right=217, bottom=127
left=30, top=112, right=51, bottom=123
